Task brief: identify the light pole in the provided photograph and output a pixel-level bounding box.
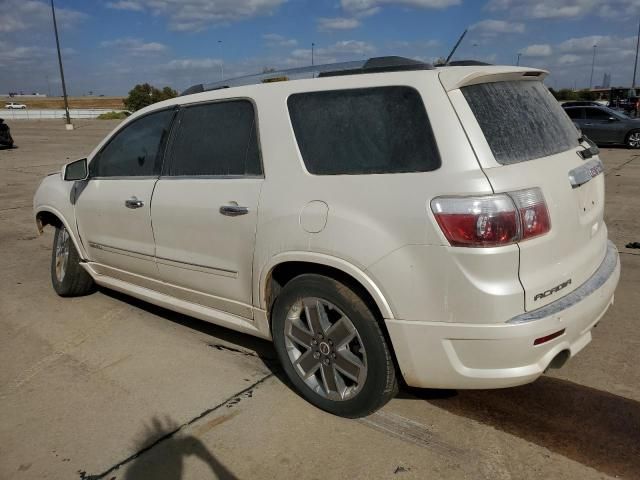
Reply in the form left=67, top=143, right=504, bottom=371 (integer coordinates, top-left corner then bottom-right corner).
left=589, top=44, right=597, bottom=89
left=311, top=42, right=315, bottom=66
left=516, top=52, right=521, bottom=66
left=50, top=0, right=72, bottom=130
left=217, top=40, right=224, bottom=81
left=633, top=17, right=640, bottom=89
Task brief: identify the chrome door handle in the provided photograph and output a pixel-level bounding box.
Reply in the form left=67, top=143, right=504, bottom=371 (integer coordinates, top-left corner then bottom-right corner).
left=220, top=204, right=249, bottom=216
left=124, top=196, right=144, bottom=209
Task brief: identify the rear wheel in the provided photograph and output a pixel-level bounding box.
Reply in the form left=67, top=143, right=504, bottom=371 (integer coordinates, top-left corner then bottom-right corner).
left=51, top=226, right=94, bottom=297
left=626, top=130, right=640, bottom=149
left=271, top=274, right=397, bottom=417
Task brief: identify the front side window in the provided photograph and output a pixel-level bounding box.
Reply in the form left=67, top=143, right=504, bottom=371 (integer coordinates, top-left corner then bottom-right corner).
left=91, top=109, right=174, bottom=177
left=565, top=108, right=584, bottom=120
left=166, top=100, right=262, bottom=177
left=287, top=86, right=441, bottom=175
left=462, top=81, right=579, bottom=165
left=584, top=108, right=612, bottom=120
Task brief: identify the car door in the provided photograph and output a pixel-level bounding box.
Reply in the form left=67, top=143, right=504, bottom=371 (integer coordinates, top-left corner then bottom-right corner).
left=583, top=107, right=620, bottom=143
left=564, top=106, right=585, bottom=132
left=75, top=108, right=176, bottom=279
left=150, top=100, right=263, bottom=319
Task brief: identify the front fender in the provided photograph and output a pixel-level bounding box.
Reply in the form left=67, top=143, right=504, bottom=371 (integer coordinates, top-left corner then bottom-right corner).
left=33, top=174, right=87, bottom=260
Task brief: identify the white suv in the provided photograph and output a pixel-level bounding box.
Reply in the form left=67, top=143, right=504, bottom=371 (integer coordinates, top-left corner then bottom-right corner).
left=34, top=57, right=620, bottom=417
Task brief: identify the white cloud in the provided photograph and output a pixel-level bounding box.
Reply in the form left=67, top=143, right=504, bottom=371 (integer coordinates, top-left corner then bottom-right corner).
left=341, top=0, right=460, bottom=16
left=521, top=43, right=552, bottom=57
left=557, top=54, right=581, bottom=65
left=100, top=38, right=167, bottom=55
left=558, top=35, right=635, bottom=53
left=105, top=0, right=286, bottom=31
left=163, top=58, right=223, bottom=71
left=289, top=40, right=376, bottom=65
left=262, top=33, right=297, bottom=48
left=470, top=19, right=525, bottom=35
left=0, top=0, right=87, bottom=33
left=486, top=0, right=640, bottom=20
left=317, top=17, right=361, bottom=31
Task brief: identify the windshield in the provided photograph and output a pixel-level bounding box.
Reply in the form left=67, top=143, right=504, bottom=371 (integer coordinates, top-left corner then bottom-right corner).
left=462, top=80, right=580, bottom=165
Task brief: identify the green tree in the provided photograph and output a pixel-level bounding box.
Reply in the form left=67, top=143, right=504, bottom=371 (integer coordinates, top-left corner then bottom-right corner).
left=123, top=83, right=178, bottom=112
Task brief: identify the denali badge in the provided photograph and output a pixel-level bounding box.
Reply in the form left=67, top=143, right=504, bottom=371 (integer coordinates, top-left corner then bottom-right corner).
left=534, top=279, right=572, bottom=301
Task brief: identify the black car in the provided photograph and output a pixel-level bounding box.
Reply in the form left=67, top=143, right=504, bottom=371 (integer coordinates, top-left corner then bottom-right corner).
left=564, top=105, right=640, bottom=148
left=561, top=101, right=603, bottom=108
left=0, top=118, right=14, bottom=148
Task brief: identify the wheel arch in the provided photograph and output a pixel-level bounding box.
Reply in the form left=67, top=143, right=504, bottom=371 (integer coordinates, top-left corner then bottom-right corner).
left=35, top=206, right=87, bottom=261
left=258, top=253, right=395, bottom=322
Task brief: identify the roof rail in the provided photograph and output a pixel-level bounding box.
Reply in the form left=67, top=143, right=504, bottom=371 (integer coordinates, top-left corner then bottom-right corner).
left=445, top=60, right=493, bottom=66
left=180, top=56, right=433, bottom=96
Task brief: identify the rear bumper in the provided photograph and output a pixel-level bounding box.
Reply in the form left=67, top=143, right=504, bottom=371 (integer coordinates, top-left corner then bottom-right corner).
left=386, top=241, right=620, bottom=389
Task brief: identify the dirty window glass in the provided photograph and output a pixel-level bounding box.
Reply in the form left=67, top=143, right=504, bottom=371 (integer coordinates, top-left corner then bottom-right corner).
left=91, top=109, right=174, bottom=177
left=462, top=81, right=579, bottom=165
left=287, top=87, right=440, bottom=175
left=167, top=100, right=262, bottom=177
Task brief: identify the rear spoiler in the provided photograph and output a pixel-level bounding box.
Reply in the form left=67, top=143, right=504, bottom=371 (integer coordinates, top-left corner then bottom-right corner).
left=438, top=66, right=548, bottom=92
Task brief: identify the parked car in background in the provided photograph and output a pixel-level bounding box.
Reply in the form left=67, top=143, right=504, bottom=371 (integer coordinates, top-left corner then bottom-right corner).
left=0, top=118, right=13, bottom=147
left=561, top=101, right=603, bottom=108
left=564, top=105, right=640, bottom=148
left=34, top=58, right=620, bottom=417
left=5, top=102, right=27, bottom=110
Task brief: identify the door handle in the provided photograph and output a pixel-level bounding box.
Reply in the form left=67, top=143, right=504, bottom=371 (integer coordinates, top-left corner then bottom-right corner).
left=220, top=203, right=249, bottom=216
left=124, top=196, right=144, bottom=209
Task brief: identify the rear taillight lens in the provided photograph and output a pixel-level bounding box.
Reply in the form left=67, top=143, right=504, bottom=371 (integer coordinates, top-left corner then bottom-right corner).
left=431, top=188, right=550, bottom=248
left=509, top=188, right=551, bottom=240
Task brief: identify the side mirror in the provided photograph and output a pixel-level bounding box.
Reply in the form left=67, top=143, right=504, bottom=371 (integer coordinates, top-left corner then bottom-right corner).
left=62, top=158, right=88, bottom=181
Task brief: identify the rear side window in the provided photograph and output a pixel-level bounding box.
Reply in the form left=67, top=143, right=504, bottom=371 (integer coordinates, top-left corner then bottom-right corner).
left=565, top=108, right=584, bottom=120
left=462, top=81, right=579, bottom=165
left=287, top=87, right=440, bottom=175
left=91, top=109, right=174, bottom=177
left=167, top=100, right=261, bottom=177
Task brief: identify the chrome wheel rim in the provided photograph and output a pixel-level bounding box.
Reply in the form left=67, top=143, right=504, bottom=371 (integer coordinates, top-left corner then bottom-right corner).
left=629, top=132, right=640, bottom=148
left=284, top=297, right=367, bottom=401
left=55, top=227, right=70, bottom=282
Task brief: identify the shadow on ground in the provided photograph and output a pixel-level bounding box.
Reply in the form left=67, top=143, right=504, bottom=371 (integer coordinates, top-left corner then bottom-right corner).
left=99, top=288, right=640, bottom=478
left=401, top=378, right=640, bottom=478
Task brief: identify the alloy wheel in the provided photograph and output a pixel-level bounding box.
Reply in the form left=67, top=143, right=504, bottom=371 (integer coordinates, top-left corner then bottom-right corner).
left=284, top=297, right=367, bottom=401
left=55, top=227, right=70, bottom=282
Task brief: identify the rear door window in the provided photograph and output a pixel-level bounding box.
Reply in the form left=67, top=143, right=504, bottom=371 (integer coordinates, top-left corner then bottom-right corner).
left=462, top=81, right=579, bottom=165
left=287, top=86, right=440, bottom=175
left=565, top=108, right=584, bottom=120
left=166, top=100, right=262, bottom=177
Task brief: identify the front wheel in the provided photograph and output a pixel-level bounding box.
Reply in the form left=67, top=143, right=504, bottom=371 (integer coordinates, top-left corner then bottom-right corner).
left=271, top=274, right=397, bottom=417
left=51, top=226, right=95, bottom=297
left=626, top=130, right=640, bottom=149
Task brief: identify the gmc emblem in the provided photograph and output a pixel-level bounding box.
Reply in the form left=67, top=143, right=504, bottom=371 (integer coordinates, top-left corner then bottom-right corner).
left=534, top=279, right=572, bottom=301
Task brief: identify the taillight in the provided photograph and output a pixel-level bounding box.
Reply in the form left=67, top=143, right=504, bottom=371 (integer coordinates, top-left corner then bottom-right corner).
left=431, top=188, right=551, bottom=248
left=509, top=188, right=551, bottom=240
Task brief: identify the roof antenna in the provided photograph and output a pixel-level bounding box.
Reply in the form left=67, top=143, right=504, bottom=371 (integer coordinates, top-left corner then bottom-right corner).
left=444, top=28, right=468, bottom=65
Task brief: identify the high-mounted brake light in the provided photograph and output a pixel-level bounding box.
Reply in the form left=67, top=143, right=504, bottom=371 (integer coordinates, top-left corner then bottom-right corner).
left=431, top=188, right=551, bottom=248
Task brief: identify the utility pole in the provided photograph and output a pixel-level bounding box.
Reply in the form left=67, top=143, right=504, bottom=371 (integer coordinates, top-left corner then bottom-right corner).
left=311, top=42, right=315, bottom=66
left=217, top=40, right=224, bottom=81
left=516, top=53, right=522, bottom=66
left=51, top=0, right=72, bottom=130
left=589, top=44, right=597, bottom=89
left=632, top=17, right=640, bottom=90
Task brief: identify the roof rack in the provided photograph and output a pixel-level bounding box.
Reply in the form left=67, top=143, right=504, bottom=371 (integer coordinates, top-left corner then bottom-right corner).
left=180, top=56, right=433, bottom=96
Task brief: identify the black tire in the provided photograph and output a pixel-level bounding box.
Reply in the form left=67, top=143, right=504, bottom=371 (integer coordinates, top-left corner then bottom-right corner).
left=271, top=274, right=397, bottom=417
left=626, top=129, right=640, bottom=149
left=51, top=226, right=94, bottom=297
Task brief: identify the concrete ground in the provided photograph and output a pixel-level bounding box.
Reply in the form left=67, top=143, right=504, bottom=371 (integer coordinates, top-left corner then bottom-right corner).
left=1, top=120, right=639, bottom=480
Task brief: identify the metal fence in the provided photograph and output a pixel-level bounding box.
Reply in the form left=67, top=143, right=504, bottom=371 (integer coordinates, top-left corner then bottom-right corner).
left=1, top=108, right=127, bottom=120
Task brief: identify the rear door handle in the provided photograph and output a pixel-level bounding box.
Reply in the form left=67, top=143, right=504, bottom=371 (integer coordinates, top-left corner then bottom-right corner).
left=220, top=203, right=249, bottom=216
left=125, top=196, right=144, bottom=209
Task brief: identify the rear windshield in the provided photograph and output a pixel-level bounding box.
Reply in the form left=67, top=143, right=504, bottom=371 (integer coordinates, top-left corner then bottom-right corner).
left=462, top=81, right=579, bottom=165
left=287, top=86, right=441, bottom=175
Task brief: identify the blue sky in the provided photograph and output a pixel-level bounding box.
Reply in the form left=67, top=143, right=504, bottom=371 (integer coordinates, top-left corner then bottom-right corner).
left=1, top=0, right=640, bottom=96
